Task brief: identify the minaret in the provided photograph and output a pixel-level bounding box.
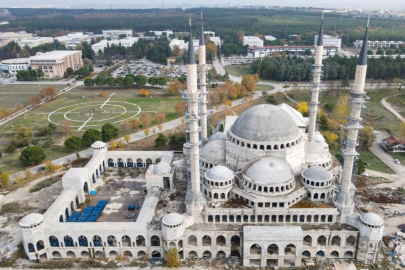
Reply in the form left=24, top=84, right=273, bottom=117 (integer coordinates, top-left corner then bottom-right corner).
left=335, top=19, right=369, bottom=222
left=198, top=12, right=208, bottom=141
left=308, top=13, right=324, bottom=140
left=185, top=16, right=206, bottom=216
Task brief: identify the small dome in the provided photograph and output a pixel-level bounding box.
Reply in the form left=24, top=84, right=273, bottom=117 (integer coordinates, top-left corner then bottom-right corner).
left=205, top=165, right=233, bottom=181
left=360, top=213, right=384, bottom=227
left=210, top=132, right=226, bottom=141
left=153, top=162, right=171, bottom=174
left=305, top=140, right=331, bottom=165
left=245, top=157, right=293, bottom=185
left=19, top=213, right=44, bottom=227
left=201, top=139, right=226, bottom=164
left=162, top=213, right=184, bottom=226
left=230, top=104, right=301, bottom=142
left=91, top=141, right=106, bottom=149
left=302, top=166, right=332, bottom=181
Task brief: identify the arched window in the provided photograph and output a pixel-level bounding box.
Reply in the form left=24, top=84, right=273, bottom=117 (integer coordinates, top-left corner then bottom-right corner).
left=330, top=251, right=339, bottom=258
left=151, top=235, right=160, bottom=246
left=203, top=251, right=212, bottom=259
left=303, top=235, right=312, bottom=246
left=49, top=236, right=59, bottom=247
left=267, top=244, right=278, bottom=254
left=216, top=235, right=226, bottom=246
left=36, top=240, right=45, bottom=251
left=78, top=235, right=88, bottom=247
left=250, top=244, right=261, bottom=255
left=27, top=243, right=35, bottom=252
left=93, top=235, right=102, bottom=247
left=188, top=251, right=197, bottom=259
left=136, top=235, right=145, bottom=247
left=107, top=235, right=117, bottom=246
left=64, top=235, right=74, bottom=247
left=108, top=158, right=114, bottom=167
left=331, top=235, right=341, bottom=246
left=317, top=235, right=326, bottom=246
left=346, top=235, right=356, bottom=247
left=285, top=244, right=296, bottom=255
left=146, top=158, right=153, bottom=167
left=122, top=235, right=131, bottom=247
left=202, top=235, right=211, bottom=246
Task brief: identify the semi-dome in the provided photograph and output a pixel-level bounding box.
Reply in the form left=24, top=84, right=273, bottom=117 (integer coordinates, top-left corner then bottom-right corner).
left=245, top=157, right=293, bottom=185
left=305, top=140, right=331, bottom=166
left=302, top=166, right=332, bottom=181
left=19, top=213, right=44, bottom=227
left=205, top=165, right=233, bottom=181
left=210, top=132, right=226, bottom=141
left=230, top=104, right=301, bottom=142
left=153, top=162, right=171, bottom=174
left=360, top=213, right=384, bottom=227
left=201, top=139, right=226, bottom=164
left=91, top=141, right=106, bottom=149
left=162, top=213, right=184, bottom=227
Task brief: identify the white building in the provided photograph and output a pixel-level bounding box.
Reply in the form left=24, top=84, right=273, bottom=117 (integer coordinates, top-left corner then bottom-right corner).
left=247, top=45, right=338, bottom=58
left=243, top=36, right=264, bottom=48
left=169, top=39, right=187, bottom=50
left=18, top=37, right=54, bottom=48
left=264, top=35, right=277, bottom=41
left=353, top=39, right=405, bottom=49
left=55, top=32, right=91, bottom=49
left=209, top=36, right=221, bottom=47
left=203, top=31, right=215, bottom=37
left=0, top=58, right=30, bottom=74
left=29, top=51, right=83, bottom=78
left=314, top=35, right=341, bottom=52
left=91, top=37, right=139, bottom=54
left=102, top=30, right=133, bottom=37
left=149, top=30, right=173, bottom=37
left=0, top=31, right=33, bottom=42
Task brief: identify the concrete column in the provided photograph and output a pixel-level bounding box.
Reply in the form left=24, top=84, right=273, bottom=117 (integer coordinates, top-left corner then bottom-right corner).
left=308, top=45, right=323, bottom=140
left=198, top=45, right=208, bottom=140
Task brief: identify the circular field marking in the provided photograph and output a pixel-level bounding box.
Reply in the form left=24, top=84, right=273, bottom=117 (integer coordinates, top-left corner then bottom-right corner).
left=48, top=101, right=141, bottom=128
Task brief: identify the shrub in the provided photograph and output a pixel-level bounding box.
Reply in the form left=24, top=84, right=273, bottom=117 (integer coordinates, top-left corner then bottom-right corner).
left=82, top=129, right=102, bottom=146
left=6, top=144, right=17, bottom=153
left=101, top=123, right=119, bottom=141
left=64, top=136, right=83, bottom=151
left=20, top=146, right=46, bottom=165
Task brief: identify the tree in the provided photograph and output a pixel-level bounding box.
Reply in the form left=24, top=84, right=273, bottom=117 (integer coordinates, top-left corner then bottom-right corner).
left=77, top=67, right=90, bottom=77
left=167, top=80, right=183, bottom=95
left=155, top=112, right=166, bottom=124
left=124, top=135, right=130, bottom=143
left=237, top=30, right=245, bottom=42
left=106, top=76, right=115, bottom=88
left=322, top=131, right=338, bottom=142
left=172, top=45, right=182, bottom=56
left=144, top=128, right=150, bottom=136
left=0, top=173, right=10, bottom=188
left=296, top=102, right=309, bottom=115
left=88, top=64, right=94, bottom=72
left=117, top=139, right=125, bottom=148
left=109, top=139, right=116, bottom=150
left=341, top=77, right=350, bottom=89
left=101, top=123, right=119, bottom=141
left=361, top=126, right=376, bottom=151
left=45, top=160, right=56, bottom=172
left=206, top=42, right=218, bottom=57
left=174, top=101, right=185, bottom=116
left=60, top=120, right=73, bottom=134
left=155, top=133, right=168, bottom=148
left=357, top=157, right=365, bottom=175
left=140, top=113, right=152, bottom=127
left=100, top=91, right=107, bottom=97
left=84, top=78, right=93, bottom=88
left=148, top=77, right=158, bottom=87
left=157, top=123, right=163, bottom=131
left=241, top=74, right=257, bottom=93
left=116, top=76, right=125, bottom=87
left=139, top=89, right=149, bottom=97
left=95, top=75, right=105, bottom=88
left=332, top=95, right=349, bottom=125
left=20, top=146, right=46, bottom=165
left=135, top=75, right=147, bottom=87
left=165, top=248, right=180, bottom=267
left=64, top=136, right=83, bottom=151
left=14, top=126, right=33, bottom=146
left=66, top=67, right=74, bottom=77
left=124, top=75, right=134, bottom=89
left=82, top=129, right=102, bottom=146
left=156, top=77, right=167, bottom=88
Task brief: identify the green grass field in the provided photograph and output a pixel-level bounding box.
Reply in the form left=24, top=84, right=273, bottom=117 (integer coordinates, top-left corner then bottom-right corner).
left=0, top=84, right=67, bottom=109
left=0, top=86, right=183, bottom=174
left=360, top=151, right=395, bottom=174
left=224, top=65, right=252, bottom=77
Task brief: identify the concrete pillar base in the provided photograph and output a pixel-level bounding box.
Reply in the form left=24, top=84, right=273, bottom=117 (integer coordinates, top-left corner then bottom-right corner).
left=185, top=191, right=206, bottom=216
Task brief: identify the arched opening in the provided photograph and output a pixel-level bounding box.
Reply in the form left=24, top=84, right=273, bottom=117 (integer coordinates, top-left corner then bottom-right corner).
left=136, top=235, right=145, bottom=247
left=346, top=235, right=356, bottom=247
left=231, top=250, right=241, bottom=258
left=109, top=251, right=119, bottom=258
left=146, top=158, right=153, bottom=167
left=231, top=235, right=240, bottom=248
left=52, top=251, right=62, bottom=258
left=66, top=251, right=76, bottom=258
left=78, top=235, right=88, bottom=247
left=156, top=158, right=161, bottom=163
left=75, top=196, right=79, bottom=206
left=136, top=158, right=143, bottom=167
left=202, top=235, right=211, bottom=246
left=27, top=243, right=35, bottom=252
left=217, top=250, right=226, bottom=259
left=108, top=158, right=114, bottom=167
left=36, top=240, right=44, bottom=251
left=107, top=235, right=117, bottom=246
left=59, top=215, right=63, bottom=222
left=40, top=254, right=47, bottom=260
left=92, top=173, right=96, bottom=183
left=267, top=244, right=278, bottom=255
left=93, top=235, right=102, bottom=247
left=64, top=236, right=74, bottom=247
left=178, top=240, right=183, bottom=249
left=124, top=251, right=133, bottom=258
left=316, top=250, right=325, bottom=257
left=330, top=251, right=339, bottom=258
left=83, top=182, right=88, bottom=193
left=127, top=158, right=134, bottom=167
left=65, top=207, right=69, bottom=219
left=203, top=251, right=212, bottom=259
left=344, top=251, right=354, bottom=258
left=122, top=235, right=131, bottom=247
left=284, top=244, right=296, bottom=255
left=250, top=244, right=261, bottom=255
left=70, top=201, right=74, bottom=212
left=317, top=235, right=326, bottom=246
left=188, top=235, right=197, bottom=246
left=303, top=235, right=312, bottom=246
left=302, top=250, right=311, bottom=258
left=137, top=251, right=146, bottom=258
left=49, top=236, right=59, bottom=247
left=117, top=158, right=124, bottom=167
left=81, top=251, right=90, bottom=258
left=331, top=235, right=341, bottom=246
left=216, top=235, right=226, bottom=246
left=151, top=235, right=160, bottom=246
left=169, top=242, right=176, bottom=248
left=95, top=251, right=104, bottom=258
left=151, top=251, right=161, bottom=258
left=214, top=193, right=218, bottom=199
left=188, top=251, right=197, bottom=259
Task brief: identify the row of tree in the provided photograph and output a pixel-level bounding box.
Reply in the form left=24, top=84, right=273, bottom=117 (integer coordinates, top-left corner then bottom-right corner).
left=84, top=74, right=168, bottom=89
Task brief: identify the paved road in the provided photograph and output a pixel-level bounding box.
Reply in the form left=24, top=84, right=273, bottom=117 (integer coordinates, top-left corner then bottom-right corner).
left=381, top=95, right=405, bottom=122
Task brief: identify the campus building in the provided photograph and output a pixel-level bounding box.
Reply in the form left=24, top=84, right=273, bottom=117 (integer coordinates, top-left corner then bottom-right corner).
left=0, top=58, right=30, bottom=74
left=247, top=45, right=338, bottom=58
left=55, top=32, right=92, bottom=49
left=0, top=31, right=33, bottom=42
left=314, top=34, right=342, bottom=51
left=20, top=17, right=383, bottom=268
left=29, top=51, right=83, bottom=78
left=102, top=30, right=133, bottom=37
left=382, top=136, right=405, bottom=152
left=17, top=37, right=54, bottom=48
left=91, top=37, right=139, bottom=55
left=243, top=36, right=264, bottom=48
left=353, top=40, right=405, bottom=49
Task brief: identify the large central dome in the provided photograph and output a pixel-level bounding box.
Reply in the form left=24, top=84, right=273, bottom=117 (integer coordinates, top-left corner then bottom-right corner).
left=230, top=104, right=301, bottom=142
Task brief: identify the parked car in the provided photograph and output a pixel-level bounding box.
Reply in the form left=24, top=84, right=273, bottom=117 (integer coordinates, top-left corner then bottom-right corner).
left=361, top=173, right=369, bottom=177
left=373, top=130, right=380, bottom=134
left=394, top=159, right=401, bottom=164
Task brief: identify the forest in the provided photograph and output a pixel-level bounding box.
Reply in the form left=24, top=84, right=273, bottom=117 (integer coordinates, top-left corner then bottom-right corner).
left=2, top=8, right=405, bottom=46
left=251, top=55, right=405, bottom=82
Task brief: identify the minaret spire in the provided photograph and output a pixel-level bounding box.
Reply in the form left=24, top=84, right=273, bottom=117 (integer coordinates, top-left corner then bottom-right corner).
left=307, top=14, right=324, bottom=140
left=187, top=15, right=196, bottom=65
left=335, top=19, right=370, bottom=222
left=199, top=12, right=208, bottom=141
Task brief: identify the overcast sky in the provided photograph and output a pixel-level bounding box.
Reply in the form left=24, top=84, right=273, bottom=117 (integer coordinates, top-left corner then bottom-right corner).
left=4, top=0, right=405, bottom=10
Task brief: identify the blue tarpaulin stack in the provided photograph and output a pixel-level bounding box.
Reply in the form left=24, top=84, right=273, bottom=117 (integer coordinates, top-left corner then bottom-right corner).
left=66, top=200, right=108, bottom=222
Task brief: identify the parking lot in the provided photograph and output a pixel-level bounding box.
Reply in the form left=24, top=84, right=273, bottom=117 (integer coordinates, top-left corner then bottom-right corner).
left=112, top=59, right=186, bottom=79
